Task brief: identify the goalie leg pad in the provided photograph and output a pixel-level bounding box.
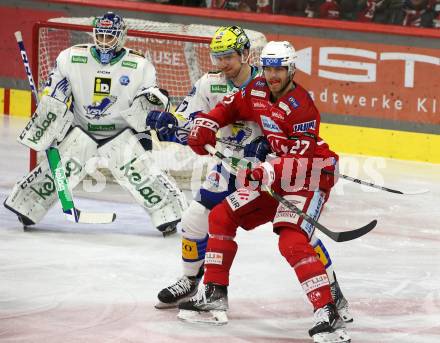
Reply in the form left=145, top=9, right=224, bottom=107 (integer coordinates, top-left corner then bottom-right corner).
left=18, top=95, right=73, bottom=151
left=5, top=127, right=98, bottom=224
left=98, top=129, right=188, bottom=229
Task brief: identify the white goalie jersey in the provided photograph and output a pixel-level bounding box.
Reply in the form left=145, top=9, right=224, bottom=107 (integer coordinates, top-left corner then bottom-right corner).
left=44, top=43, right=156, bottom=139
left=173, top=66, right=263, bottom=158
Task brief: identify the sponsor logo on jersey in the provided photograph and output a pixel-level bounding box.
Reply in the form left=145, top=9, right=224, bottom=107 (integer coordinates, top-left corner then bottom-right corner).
left=71, top=55, right=88, bottom=64
left=293, top=120, right=316, bottom=132
left=255, top=80, right=266, bottom=88
left=271, top=109, right=285, bottom=120
left=119, top=75, right=130, bottom=86
left=274, top=194, right=305, bottom=225
left=87, top=123, right=116, bottom=131
left=211, top=84, right=227, bottom=93
left=121, top=60, right=138, bottom=69
left=207, top=170, right=221, bottom=188
left=226, top=188, right=259, bottom=211
left=278, top=101, right=292, bottom=115
left=94, top=77, right=111, bottom=95
left=84, top=95, right=117, bottom=120
left=251, top=99, right=266, bottom=109
left=260, top=115, right=282, bottom=133
left=251, top=89, right=267, bottom=98
left=288, top=96, right=300, bottom=109
left=97, top=70, right=110, bottom=74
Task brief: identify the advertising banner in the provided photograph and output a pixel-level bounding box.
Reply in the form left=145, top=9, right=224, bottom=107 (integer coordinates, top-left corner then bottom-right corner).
left=269, top=34, right=440, bottom=130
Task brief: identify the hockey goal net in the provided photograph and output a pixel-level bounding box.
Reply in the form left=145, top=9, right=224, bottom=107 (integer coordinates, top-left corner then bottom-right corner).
left=31, top=18, right=267, bottom=190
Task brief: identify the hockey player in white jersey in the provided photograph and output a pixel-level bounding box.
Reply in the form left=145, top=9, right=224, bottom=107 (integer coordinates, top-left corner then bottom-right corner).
left=148, top=26, right=352, bottom=323
left=4, top=12, right=187, bottom=235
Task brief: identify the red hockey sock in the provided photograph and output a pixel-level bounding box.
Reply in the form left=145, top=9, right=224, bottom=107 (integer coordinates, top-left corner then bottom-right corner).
left=278, top=228, right=333, bottom=310
left=204, top=202, right=239, bottom=286
left=204, top=238, right=238, bottom=286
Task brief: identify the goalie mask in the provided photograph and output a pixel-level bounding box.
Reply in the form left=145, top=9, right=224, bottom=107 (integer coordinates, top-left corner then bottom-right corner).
left=209, top=26, right=250, bottom=66
left=260, top=41, right=297, bottom=77
left=93, top=12, right=127, bottom=65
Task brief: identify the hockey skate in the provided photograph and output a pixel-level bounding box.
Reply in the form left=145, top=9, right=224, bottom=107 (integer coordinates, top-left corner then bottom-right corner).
left=156, top=219, right=179, bottom=237
left=309, top=303, right=350, bottom=343
left=156, top=276, right=199, bottom=309
left=330, top=272, right=353, bottom=323
left=177, top=282, right=228, bottom=325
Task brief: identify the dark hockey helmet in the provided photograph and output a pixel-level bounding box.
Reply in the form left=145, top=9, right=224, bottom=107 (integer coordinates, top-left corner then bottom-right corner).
left=92, top=12, right=127, bottom=64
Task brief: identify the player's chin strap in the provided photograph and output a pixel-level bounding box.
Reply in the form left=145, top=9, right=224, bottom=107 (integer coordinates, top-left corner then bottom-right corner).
left=15, top=30, right=116, bottom=224
left=203, top=144, right=377, bottom=243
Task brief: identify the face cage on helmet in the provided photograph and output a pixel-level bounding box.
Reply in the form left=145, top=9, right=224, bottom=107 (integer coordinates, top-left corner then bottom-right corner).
left=93, top=28, right=125, bottom=54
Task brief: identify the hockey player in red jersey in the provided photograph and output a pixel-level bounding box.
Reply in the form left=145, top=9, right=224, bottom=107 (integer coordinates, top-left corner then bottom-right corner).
left=178, top=41, right=350, bottom=343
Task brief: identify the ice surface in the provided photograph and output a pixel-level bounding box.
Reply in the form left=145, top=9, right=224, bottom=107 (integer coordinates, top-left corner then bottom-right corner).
left=1, top=114, right=439, bottom=342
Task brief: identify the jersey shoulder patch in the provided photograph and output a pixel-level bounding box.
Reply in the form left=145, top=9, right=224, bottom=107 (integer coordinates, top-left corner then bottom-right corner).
left=128, top=49, right=145, bottom=58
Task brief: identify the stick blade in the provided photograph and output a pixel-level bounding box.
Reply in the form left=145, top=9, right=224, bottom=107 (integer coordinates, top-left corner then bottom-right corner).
left=77, top=210, right=116, bottom=224
left=64, top=209, right=116, bottom=224
left=335, top=219, right=377, bottom=242
left=400, top=188, right=429, bottom=195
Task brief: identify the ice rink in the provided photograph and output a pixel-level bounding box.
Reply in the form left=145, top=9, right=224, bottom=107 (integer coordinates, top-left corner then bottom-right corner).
left=1, top=114, right=439, bottom=343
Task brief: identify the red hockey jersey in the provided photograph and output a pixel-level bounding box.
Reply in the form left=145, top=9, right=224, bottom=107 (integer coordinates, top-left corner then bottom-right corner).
left=205, top=76, right=338, bottom=192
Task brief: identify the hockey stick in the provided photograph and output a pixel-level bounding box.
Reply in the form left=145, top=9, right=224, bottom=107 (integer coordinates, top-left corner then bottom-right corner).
left=172, top=126, right=244, bottom=149
left=204, top=144, right=377, bottom=242
left=15, top=31, right=116, bottom=224
left=188, top=129, right=425, bottom=196
left=321, top=169, right=428, bottom=195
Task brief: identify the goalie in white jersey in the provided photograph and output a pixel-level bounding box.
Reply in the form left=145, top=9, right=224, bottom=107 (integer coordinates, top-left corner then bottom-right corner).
left=4, top=12, right=187, bottom=235
left=148, top=26, right=352, bottom=324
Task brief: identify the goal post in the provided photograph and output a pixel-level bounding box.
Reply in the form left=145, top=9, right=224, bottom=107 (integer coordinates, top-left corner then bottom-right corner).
left=30, top=18, right=267, bottom=190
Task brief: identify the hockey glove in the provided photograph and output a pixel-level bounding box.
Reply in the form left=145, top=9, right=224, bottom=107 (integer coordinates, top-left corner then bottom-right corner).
left=146, top=110, right=177, bottom=141
left=243, top=136, right=271, bottom=162
left=188, top=116, right=219, bottom=155
left=237, top=161, right=275, bottom=191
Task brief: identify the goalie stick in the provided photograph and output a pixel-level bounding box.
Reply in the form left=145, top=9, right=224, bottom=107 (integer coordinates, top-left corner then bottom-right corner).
left=15, top=31, right=116, bottom=224
left=204, top=144, right=377, bottom=242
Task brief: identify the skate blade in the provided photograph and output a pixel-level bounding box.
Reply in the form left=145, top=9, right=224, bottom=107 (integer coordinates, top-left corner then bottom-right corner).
left=154, top=301, right=178, bottom=309
left=177, top=309, right=228, bottom=325
left=313, top=328, right=351, bottom=343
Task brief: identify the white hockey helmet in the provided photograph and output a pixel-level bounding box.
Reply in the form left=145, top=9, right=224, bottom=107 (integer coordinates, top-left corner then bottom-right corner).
left=260, top=41, right=297, bottom=75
